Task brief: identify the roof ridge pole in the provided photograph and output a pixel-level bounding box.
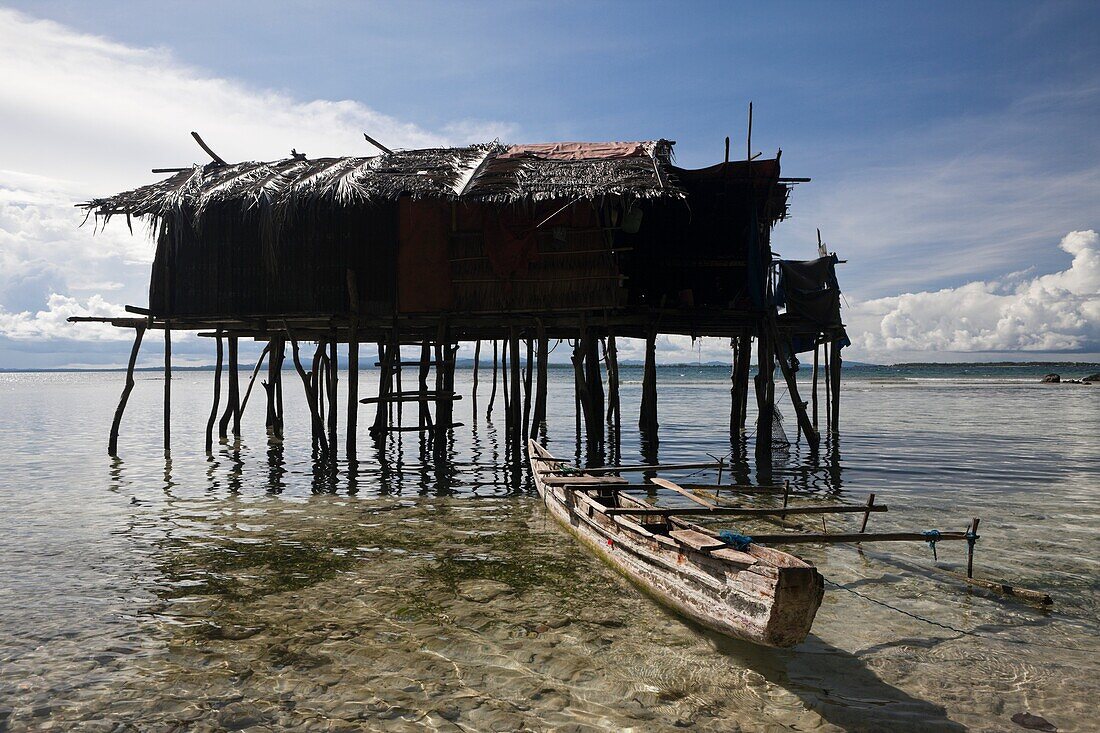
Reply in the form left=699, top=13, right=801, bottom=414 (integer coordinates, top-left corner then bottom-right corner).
left=190, top=131, right=228, bottom=165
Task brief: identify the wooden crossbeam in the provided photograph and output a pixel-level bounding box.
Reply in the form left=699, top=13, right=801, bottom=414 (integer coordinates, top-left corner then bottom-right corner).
left=604, top=504, right=889, bottom=517
left=649, top=478, right=716, bottom=509
left=359, top=391, right=462, bottom=404
left=539, top=461, right=723, bottom=475
left=747, top=531, right=969, bottom=544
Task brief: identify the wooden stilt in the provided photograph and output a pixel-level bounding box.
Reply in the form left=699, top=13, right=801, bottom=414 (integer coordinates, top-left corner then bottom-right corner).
left=584, top=331, right=604, bottom=444
left=730, top=335, right=743, bottom=440
left=205, top=330, right=223, bottom=453
left=522, top=337, right=533, bottom=439
left=327, top=334, right=338, bottom=459
left=286, top=333, right=328, bottom=455
left=967, top=517, right=980, bottom=579
left=239, top=343, right=271, bottom=417
left=811, top=340, right=820, bottom=432
left=347, top=327, right=358, bottom=462
left=436, top=320, right=453, bottom=435
left=487, top=340, right=498, bottom=419
left=109, top=325, right=146, bottom=457
left=823, top=340, right=831, bottom=430
left=472, top=339, right=481, bottom=411
left=273, top=338, right=285, bottom=437
left=372, top=338, right=395, bottom=437
left=639, top=327, right=658, bottom=435
left=218, top=336, right=240, bottom=440
left=830, top=339, right=843, bottom=434
left=419, top=340, right=432, bottom=429
left=532, top=324, right=548, bottom=435
left=755, top=324, right=775, bottom=458
left=605, top=335, right=620, bottom=427
left=773, top=328, right=819, bottom=449
left=163, top=326, right=172, bottom=451
left=571, top=336, right=589, bottom=441
left=508, top=328, right=522, bottom=459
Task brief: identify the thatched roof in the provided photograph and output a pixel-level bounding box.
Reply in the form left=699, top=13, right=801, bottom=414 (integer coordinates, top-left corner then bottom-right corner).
left=83, top=140, right=685, bottom=226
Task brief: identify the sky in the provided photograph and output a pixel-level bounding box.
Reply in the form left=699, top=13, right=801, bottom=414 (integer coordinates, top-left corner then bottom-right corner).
left=0, top=1, right=1097, bottom=368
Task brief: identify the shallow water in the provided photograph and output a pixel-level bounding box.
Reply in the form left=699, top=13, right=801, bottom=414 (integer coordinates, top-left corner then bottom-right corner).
left=0, top=365, right=1097, bottom=731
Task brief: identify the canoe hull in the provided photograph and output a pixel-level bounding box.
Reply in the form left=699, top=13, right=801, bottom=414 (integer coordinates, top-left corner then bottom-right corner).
left=532, top=449, right=823, bottom=648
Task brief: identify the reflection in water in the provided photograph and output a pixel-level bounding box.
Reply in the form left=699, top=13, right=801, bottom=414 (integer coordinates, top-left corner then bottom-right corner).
left=0, top=368, right=1097, bottom=730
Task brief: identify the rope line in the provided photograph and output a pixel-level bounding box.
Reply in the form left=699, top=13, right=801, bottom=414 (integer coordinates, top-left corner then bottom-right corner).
left=824, top=578, right=1100, bottom=654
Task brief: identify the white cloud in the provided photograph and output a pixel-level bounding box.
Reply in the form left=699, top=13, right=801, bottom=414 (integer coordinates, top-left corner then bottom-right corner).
left=0, top=292, right=133, bottom=342
left=0, top=8, right=511, bottom=364
left=848, top=230, right=1100, bottom=357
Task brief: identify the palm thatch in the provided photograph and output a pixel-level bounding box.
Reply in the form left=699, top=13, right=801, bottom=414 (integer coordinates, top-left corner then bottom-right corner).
left=82, top=140, right=682, bottom=230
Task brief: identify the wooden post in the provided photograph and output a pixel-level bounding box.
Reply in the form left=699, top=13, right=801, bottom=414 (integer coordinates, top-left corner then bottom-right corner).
left=639, top=327, right=658, bottom=435
left=273, top=338, right=285, bottom=437
left=239, top=343, right=271, bottom=418
left=347, top=326, right=359, bottom=462
left=418, top=340, right=432, bottom=430
left=372, top=339, right=393, bottom=437
left=205, top=331, right=223, bottom=453
left=472, top=339, right=481, bottom=411
left=967, top=517, right=980, bottom=579
left=286, top=333, right=328, bottom=455
left=755, top=324, right=775, bottom=458
left=163, top=326, right=172, bottom=451
left=219, top=336, right=240, bottom=440
left=823, top=340, right=831, bottom=431
left=730, top=336, right=742, bottom=440
left=487, top=340, right=498, bottom=419
left=327, top=334, right=338, bottom=459
left=830, top=340, right=843, bottom=434
left=774, top=329, right=819, bottom=449
left=522, top=337, right=533, bottom=439
left=508, top=328, right=522, bottom=459
left=532, top=324, right=548, bottom=435
left=109, top=325, right=146, bottom=456
left=605, top=335, right=620, bottom=428
left=860, top=493, right=876, bottom=534
left=584, top=332, right=604, bottom=442
left=436, top=320, right=453, bottom=433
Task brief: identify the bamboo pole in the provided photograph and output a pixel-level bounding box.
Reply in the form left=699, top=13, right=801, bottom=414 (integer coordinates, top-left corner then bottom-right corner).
left=204, top=330, right=222, bottom=453
left=163, top=327, right=172, bottom=451
left=109, top=325, right=145, bottom=457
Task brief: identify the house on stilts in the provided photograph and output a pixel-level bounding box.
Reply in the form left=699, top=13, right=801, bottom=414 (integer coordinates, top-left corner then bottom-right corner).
left=72, top=136, right=848, bottom=465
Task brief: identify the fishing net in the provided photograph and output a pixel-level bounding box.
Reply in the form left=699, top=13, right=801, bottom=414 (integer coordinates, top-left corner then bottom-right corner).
left=757, top=405, right=790, bottom=449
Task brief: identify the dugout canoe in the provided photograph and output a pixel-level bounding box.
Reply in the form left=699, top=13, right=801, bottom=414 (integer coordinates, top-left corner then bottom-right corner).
left=529, top=440, right=824, bottom=647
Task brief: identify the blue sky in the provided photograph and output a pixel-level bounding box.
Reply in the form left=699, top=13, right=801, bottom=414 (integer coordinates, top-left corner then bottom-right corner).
left=0, top=1, right=1097, bottom=366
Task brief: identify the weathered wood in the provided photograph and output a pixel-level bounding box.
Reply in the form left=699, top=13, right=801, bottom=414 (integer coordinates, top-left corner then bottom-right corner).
left=486, top=339, right=498, bottom=419
left=238, top=343, right=271, bottom=416
left=773, top=325, right=819, bottom=448
left=109, top=326, right=145, bottom=456
left=967, top=516, right=979, bottom=579
left=649, top=478, right=717, bottom=508
left=327, top=334, right=338, bottom=459
left=605, top=335, right=620, bottom=428
left=204, top=330, right=222, bottom=453
left=163, top=326, right=172, bottom=451
left=639, top=327, right=658, bottom=434
left=540, top=461, right=724, bottom=475
left=347, top=328, right=358, bottom=461
left=583, top=330, right=604, bottom=446
left=669, top=529, right=727, bottom=552
left=830, top=339, right=843, bottom=433
left=472, top=339, right=480, bottom=409
left=755, top=322, right=775, bottom=458
left=604, top=504, right=888, bottom=517
left=860, top=493, right=876, bottom=534
left=218, top=336, right=240, bottom=439
left=811, top=341, right=820, bottom=431
left=748, top=531, right=969, bottom=544
left=419, top=340, right=433, bottom=429
left=531, top=324, right=548, bottom=433
left=508, top=328, right=522, bottom=458
left=360, top=391, right=462, bottom=404
left=522, top=337, right=533, bottom=440
left=285, top=331, right=328, bottom=455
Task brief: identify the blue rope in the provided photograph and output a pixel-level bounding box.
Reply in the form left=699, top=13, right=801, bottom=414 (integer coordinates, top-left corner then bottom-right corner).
left=923, top=529, right=941, bottom=561
left=718, top=530, right=753, bottom=551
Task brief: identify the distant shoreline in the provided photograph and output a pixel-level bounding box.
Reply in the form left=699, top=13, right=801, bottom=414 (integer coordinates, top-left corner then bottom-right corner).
left=3, top=360, right=1098, bottom=374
